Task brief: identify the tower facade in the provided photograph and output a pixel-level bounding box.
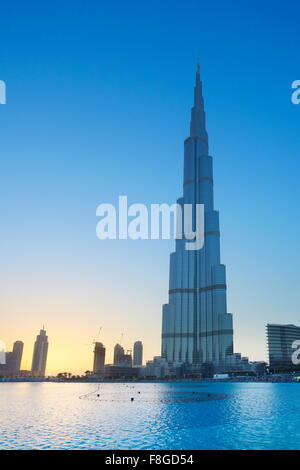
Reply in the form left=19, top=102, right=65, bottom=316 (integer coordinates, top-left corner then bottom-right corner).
left=31, top=328, right=48, bottom=376
left=133, top=341, right=143, bottom=366
left=93, top=342, right=105, bottom=373
left=113, top=343, right=124, bottom=365
left=11, top=341, right=23, bottom=371
left=161, top=66, right=234, bottom=368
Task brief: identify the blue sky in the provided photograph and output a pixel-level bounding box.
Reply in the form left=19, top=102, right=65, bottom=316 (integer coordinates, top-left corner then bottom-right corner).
left=0, top=0, right=299, bottom=371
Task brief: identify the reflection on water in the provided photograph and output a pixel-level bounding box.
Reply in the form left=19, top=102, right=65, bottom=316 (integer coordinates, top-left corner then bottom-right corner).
left=1, top=382, right=300, bottom=449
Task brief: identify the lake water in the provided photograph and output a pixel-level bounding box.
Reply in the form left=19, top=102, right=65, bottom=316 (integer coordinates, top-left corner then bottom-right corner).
left=1, top=381, right=300, bottom=450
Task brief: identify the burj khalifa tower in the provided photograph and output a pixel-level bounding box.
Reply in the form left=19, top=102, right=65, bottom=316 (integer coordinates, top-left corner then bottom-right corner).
left=161, top=65, right=234, bottom=369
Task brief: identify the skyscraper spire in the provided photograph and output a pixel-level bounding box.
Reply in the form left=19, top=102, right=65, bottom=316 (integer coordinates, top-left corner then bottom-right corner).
left=190, top=63, right=208, bottom=143
left=194, top=62, right=201, bottom=106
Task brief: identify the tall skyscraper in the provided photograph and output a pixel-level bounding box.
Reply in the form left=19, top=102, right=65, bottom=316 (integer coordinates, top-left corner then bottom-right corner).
left=113, top=343, right=125, bottom=365
left=133, top=341, right=143, bottom=366
left=31, top=327, right=48, bottom=377
left=93, top=342, right=105, bottom=373
left=11, top=341, right=23, bottom=371
left=161, top=65, right=234, bottom=370
left=267, top=324, right=300, bottom=371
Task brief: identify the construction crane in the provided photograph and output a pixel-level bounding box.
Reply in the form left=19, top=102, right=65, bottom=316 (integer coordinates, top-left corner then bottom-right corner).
left=119, top=332, right=124, bottom=346
left=92, top=326, right=102, bottom=344
left=83, top=326, right=102, bottom=346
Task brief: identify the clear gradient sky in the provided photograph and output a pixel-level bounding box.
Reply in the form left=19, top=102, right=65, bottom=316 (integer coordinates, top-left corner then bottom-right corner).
left=1, top=0, right=300, bottom=374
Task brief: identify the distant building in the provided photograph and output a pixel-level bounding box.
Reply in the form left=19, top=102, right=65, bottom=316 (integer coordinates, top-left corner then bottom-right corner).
left=225, top=353, right=250, bottom=370
left=31, top=328, right=48, bottom=377
left=140, top=356, right=170, bottom=379
left=0, top=340, right=24, bottom=374
left=93, top=342, right=105, bottom=373
left=0, top=341, right=5, bottom=365
left=113, top=344, right=133, bottom=367
left=102, top=365, right=138, bottom=379
left=11, top=341, right=23, bottom=371
left=133, top=341, right=143, bottom=367
left=267, top=324, right=300, bottom=371
left=120, top=353, right=132, bottom=367
left=249, top=361, right=267, bottom=375
left=113, top=343, right=124, bottom=365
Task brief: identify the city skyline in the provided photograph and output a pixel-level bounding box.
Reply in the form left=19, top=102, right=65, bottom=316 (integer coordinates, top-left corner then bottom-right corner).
left=0, top=333, right=146, bottom=375
left=1, top=1, right=300, bottom=375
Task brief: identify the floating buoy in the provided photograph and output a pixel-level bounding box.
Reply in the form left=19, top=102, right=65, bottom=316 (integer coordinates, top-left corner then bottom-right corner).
left=131, top=397, right=134, bottom=401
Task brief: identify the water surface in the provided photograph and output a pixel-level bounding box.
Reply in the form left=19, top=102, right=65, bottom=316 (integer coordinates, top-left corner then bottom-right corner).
left=1, top=382, right=300, bottom=449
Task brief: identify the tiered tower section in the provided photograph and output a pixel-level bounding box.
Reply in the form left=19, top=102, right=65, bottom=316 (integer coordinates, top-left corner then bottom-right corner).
left=161, top=65, right=234, bottom=366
